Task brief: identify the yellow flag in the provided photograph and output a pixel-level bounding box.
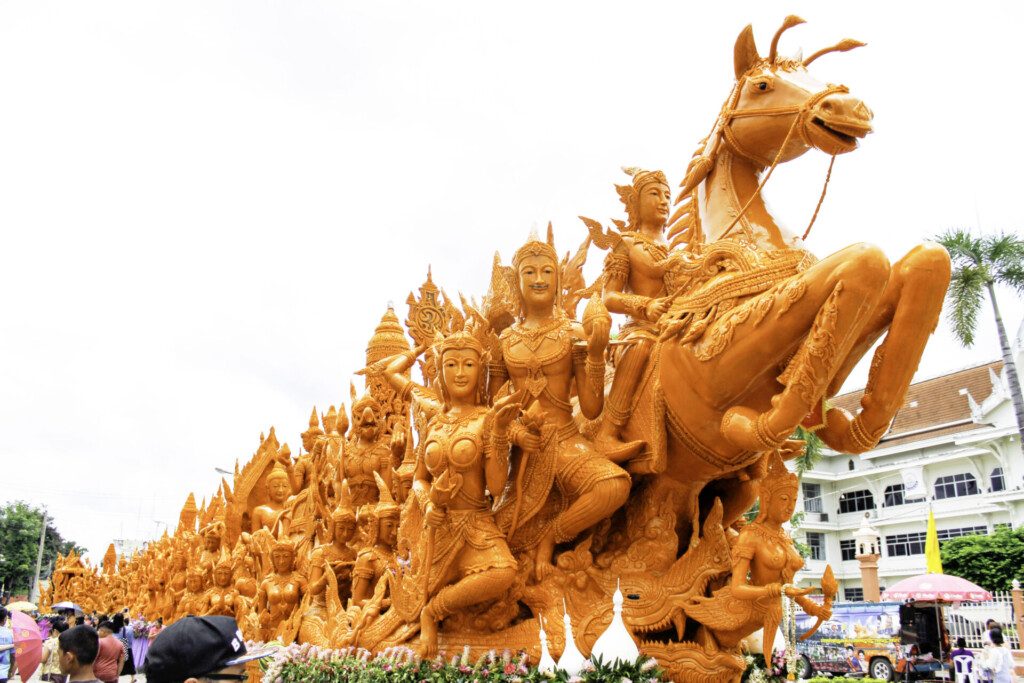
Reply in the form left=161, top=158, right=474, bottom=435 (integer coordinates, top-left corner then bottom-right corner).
left=925, top=508, right=943, bottom=574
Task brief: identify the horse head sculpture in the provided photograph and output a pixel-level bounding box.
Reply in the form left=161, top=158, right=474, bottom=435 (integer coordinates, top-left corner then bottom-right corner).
left=671, top=17, right=874, bottom=248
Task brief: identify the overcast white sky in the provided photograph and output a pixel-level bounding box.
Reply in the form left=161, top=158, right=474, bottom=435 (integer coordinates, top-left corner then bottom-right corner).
left=2, top=1, right=1022, bottom=562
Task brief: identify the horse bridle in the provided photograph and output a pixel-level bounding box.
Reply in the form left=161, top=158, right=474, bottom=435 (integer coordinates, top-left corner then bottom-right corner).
left=715, top=71, right=847, bottom=241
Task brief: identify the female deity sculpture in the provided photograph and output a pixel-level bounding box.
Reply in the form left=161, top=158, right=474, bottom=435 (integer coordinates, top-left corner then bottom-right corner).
left=256, top=538, right=307, bottom=641
left=350, top=473, right=400, bottom=607
left=250, top=463, right=293, bottom=532
left=685, top=450, right=831, bottom=651
left=299, top=487, right=358, bottom=645
left=197, top=520, right=225, bottom=580
left=491, top=229, right=631, bottom=579
left=203, top=550, right=244, bottom=619
left=381, top=329, right=521, bottom=656
left=343, top=392, right=403, bottom=507
left=174, top=566, right=209, bottom=621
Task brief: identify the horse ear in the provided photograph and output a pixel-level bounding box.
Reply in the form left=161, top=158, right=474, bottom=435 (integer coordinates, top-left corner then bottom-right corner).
left=734, top=24, right=760, bottom=79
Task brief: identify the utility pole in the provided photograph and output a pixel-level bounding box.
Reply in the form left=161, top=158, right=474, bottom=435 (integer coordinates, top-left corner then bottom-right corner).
left=29, top=509, right=47, bottom=603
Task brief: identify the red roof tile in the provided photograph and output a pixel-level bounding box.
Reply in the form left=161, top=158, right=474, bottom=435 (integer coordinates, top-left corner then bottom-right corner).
left=830, top=360, right=1003, bottom=446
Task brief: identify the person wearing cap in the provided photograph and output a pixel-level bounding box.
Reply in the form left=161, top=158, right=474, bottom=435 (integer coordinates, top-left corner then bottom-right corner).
left=144, top=616, right=273, bottom=683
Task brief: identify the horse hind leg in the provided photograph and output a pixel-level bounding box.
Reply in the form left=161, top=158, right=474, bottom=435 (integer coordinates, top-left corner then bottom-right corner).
left=819, top=243, right=951, bottom=453
left=721, top=245, right=891, bottom=453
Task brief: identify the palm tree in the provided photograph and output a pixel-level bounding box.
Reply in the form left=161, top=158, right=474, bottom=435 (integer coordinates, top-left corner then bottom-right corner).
left=934, top=229, right=1024, bottom=453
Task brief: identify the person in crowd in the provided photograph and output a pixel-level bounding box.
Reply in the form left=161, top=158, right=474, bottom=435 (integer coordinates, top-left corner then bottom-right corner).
left=0, top=608, right=17, bottom=683
left=93, top=621, right=124, bottom=683
left=143, top=615, right=272, bottom=683
left=981, top=619, right=999, bottom=645
left=110, top=614, right=135, bottom=682
left=978, top=628, right=1015, bottom=683
left=950, top=636, right=973, bottom=659
left=130, top=616, right=150, bottom=674
left=57, top=625, right=101, bottom=683
left=41, top=619, right=70, bottom=682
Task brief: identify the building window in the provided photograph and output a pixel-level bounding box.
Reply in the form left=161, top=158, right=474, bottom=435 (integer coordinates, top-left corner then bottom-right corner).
left=848, top=459, right=856, bottom=471
left=840, top=539, right=857, bottom=561
left=802, top=482, right=823, bottom=513
left=934, top=473, right=979, bottom=499
left=994, top=522, right=1012, bottom=532
left=844, top=587, right=864, bottom=602
left=886, top=532, right=927, bottom=557
left=936, top=525, right=987, bottom=542
left=839, top=489, right=874, bottom=514
left=806, top=532, right=825, bottom=561
left=991, top=467, right=1005, bottom=493
left=883, top=483, right=906, bottom=507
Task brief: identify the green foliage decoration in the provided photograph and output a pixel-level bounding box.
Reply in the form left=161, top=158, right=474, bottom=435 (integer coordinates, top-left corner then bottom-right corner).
left=940, top=525, right=1024, bottom=592
left=262, top=643, right=668, bottom=683
left=0, top=500, right=85, bottom=595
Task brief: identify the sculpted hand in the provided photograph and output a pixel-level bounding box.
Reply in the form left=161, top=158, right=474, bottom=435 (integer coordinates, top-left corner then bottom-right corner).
left=810, top=603, right=832, bottom=621
left=586, top=317, right=611, bottom=359
left=784, top=585, right=814, bottom=598
left=424, top=503, right=444, bottom=528
left=778, top=439, right=806, bottom=460
left=390, top=428, right=407, bottom=456
left=511, top=427, right=541, bottom=452
left=645, top=297, right=671, bottom=322
left=493, top=390, right=526, bottom=431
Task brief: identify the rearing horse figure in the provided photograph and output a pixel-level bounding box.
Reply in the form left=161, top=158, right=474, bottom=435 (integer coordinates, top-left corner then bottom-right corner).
left=627, top=17, right=951, bottom=538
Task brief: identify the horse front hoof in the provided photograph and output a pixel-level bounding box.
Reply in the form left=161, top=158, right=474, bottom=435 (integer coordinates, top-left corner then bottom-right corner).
left=721, top=406, right=787, bottom=452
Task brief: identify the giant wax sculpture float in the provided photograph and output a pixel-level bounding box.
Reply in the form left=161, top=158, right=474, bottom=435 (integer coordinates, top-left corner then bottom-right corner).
left=46, top=18, right=951, bottom=681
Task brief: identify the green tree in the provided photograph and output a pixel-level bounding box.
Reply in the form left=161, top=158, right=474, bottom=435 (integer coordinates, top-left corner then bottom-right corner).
left=934, top=229, right=1024, bottom=452
left=0, top=501, right=84, bottom=596
left=940, top=526, right=1024, bottom=592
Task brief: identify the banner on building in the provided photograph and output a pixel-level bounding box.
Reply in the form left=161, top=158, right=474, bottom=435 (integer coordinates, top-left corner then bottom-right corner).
left=901, top=465, right=926, bottom=500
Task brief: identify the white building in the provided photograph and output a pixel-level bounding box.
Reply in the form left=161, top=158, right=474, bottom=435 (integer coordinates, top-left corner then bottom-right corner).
left=793, top=331, right=1024, bottom=600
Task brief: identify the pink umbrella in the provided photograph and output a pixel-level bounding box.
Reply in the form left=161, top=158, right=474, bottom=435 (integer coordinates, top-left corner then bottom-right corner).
left=9, top=609, right=43, bottom=682
left=882, top=573, right=993, bottom=602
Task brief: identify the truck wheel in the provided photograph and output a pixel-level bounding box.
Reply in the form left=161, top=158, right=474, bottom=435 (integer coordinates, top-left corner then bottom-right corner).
left=796, top=654, right=813, bottom=679
left=869, top=656, right=895, bottom=681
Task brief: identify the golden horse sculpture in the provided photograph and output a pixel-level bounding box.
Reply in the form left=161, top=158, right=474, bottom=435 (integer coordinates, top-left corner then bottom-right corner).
left=54, top=17, right=951, bottom=683
left=609, top=16, right=951, bottom=544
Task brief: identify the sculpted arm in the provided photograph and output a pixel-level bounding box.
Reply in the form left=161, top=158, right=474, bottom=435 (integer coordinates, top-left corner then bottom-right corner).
left=601, top=245, right=669, bottom=322
left=572, top=325, right=606, bottom=420
left=307, top=549, right=327, bottom=596
left=485, top=406, right=516, bottom=495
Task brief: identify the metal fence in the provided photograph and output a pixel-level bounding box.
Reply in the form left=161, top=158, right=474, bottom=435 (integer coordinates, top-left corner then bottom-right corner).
left=945, top=591, right=1020, bottom=649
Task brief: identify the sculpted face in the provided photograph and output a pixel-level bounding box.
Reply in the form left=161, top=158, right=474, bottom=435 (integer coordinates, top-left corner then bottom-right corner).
left=271, top=548, right=294, bottom=574
left=301, top=431, right=316, bottom=453
left=186, top=573, right=203, bottom=592
left=638, top=182, right=671, bottom=229
left=333, top=519, right=355, bottom=544
left=518, top=254, right=557, bottom=310
left=204, top=534, right=220, bottom=552
left=766, top=487, right=797, bottom=525
left=441, top=348, right=481, bottom=402
left=214, top=565, right=232, bottom=587
left=379, top=516, right=399, bottom=548
left=396, top=477, right=413, bottom=503
left=357, top=406, right=379, bottom=440
left=267, top=476, right=290, bottom=504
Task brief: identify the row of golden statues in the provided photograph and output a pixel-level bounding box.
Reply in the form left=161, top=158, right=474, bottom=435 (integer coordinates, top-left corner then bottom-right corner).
left=44, top=18, right=951, bottom=681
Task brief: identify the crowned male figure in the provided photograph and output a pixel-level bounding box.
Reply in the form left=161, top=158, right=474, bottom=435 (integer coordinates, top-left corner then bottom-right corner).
left=590, top=168, right=674, bottom=462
